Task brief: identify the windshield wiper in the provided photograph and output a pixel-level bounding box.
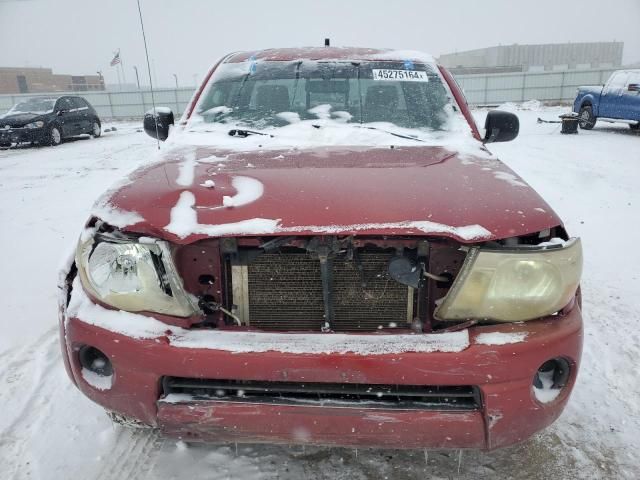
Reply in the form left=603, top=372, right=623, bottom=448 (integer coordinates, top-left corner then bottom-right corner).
left=228, top=129, right=274, bottom=138
left=353, top=125, right=426, bottom=142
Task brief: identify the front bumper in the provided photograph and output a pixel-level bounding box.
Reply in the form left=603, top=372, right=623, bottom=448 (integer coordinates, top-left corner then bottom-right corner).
left=0, top=126, right=47, bottom=145
left=59, top=282, right=583, bottom=450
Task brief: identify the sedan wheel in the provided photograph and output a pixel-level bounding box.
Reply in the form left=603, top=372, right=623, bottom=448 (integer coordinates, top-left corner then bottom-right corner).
left=49, top=126, right=62, bottom=146
left=91, top=121, right=101, bottom=138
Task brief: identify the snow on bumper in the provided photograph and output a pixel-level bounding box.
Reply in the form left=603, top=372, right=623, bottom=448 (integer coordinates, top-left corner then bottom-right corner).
left=59, top=280, right=583, bottom=450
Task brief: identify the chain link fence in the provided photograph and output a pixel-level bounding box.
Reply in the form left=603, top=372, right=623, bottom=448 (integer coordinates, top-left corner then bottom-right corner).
left=0, top=68, right=617, bottom=119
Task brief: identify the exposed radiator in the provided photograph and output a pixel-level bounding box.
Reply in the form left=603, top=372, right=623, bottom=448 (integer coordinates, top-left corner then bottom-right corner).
left=235, top=250, right=412, bottom=331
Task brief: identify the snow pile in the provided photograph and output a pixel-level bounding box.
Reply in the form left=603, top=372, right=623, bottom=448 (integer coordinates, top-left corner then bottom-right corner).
left=165, top=190, right=279, bottom=238
left=493, top=170, right=528, bottom=188
left=221, top=175, right=264, bottom=208
left=80, top=368, right=113, bottom=391
left=175, top=152, right=196, bottom=187
left=276, top=111, right=301, bottom=124
left=537, top=237, right=568, bottom=248
left=279, top=220, right=492, bottom=240
left=173, top=328, right=469, bottom=355
left=371, top=49, right=436, bottom=64
left=475, top=331, right=528, bottom=345
left=519, top=100, right=543, bottom=111
left=90, top=201, right=143, bottom=228
left=533, top=368, right=562, bottom=404
left=177, top=105, right=480, bottom=155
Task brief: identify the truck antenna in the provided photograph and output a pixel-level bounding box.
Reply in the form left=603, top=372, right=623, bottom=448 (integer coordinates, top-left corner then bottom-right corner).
left=136, top=0, right=160, bottom=150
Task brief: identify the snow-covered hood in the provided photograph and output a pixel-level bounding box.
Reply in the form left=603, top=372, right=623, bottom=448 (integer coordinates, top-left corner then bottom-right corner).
left=0, top=112, right=44, bottom=127
left=94, top=145, right=562, bottom=244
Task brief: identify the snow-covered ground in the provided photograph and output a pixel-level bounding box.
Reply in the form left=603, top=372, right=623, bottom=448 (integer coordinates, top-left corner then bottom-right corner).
left=0, top=107, right=639, bottom=479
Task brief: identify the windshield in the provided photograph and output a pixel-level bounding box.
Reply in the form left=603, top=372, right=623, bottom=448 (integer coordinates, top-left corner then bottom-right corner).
left=8, top=98, right=55, bottom=115
left=193, top=60, right=461, bottom=135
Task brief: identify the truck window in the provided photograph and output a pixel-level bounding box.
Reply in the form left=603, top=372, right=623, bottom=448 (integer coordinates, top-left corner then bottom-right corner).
left=606, top=72, right=628, bottom=93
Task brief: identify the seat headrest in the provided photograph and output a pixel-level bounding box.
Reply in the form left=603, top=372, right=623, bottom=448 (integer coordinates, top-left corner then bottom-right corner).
left=255, top=85, right=290, bottom=112
left=365, top=85, right=399, bottom=109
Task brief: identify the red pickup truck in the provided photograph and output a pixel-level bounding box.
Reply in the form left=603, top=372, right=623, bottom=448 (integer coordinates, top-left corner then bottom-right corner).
left=59, top=47, right=583, bottom=450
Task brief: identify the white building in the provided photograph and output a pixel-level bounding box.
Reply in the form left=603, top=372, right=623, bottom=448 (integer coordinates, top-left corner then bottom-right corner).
left=438, top=42, right=624, bottom=74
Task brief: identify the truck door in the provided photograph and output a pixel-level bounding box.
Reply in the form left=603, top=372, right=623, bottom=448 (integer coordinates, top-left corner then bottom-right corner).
left=599, top=72, right=629, bottom=119
left=623, top=72, right=640, bottom=123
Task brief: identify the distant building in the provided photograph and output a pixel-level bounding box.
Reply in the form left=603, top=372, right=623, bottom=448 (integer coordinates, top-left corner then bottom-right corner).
left=438, top=42, right=624, bottom=74
left=0, top=67, right=105, bottom=94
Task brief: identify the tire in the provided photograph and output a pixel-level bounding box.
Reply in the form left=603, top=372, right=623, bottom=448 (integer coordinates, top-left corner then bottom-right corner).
left=91, top=120, right=101, bottom=138
left=48, top=125, right=62, bottom=146
left=578, top=105, right=596, bottom=130
left=630, top=123, right=640, bottom=130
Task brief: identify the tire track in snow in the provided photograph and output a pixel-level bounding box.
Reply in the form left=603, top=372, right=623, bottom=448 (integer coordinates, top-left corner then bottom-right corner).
left=94, top=429, right=163, bottom=480
left=0, top=326, right=59, bottom=436
left=0, top=327, right=60, bottom=479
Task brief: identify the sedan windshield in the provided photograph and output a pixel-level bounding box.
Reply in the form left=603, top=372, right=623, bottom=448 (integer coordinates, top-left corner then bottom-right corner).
left=194, top=60, right=459, bottom=134
left=9, top=98, right=55, bottom=115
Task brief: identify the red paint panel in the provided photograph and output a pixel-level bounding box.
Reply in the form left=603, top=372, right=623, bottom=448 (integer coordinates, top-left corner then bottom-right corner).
left=157, top=402, right=486, bottom=449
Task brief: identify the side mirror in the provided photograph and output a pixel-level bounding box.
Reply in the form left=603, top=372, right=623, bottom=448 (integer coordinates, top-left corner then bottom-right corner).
left=144, top=107, right=174, bottom=141
left=57, top=110, right=66, bottom=116
left=628, top=84, right=640, bottom=92
left=483, top=110, right=519, bottom=143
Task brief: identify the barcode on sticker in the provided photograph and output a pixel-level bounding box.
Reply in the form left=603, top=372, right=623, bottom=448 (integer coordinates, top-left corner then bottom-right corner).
left=372, top=69, right=429, bottom=82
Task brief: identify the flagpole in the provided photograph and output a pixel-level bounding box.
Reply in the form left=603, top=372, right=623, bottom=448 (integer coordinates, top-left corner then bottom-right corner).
left=116, top=64, right=122, bottom=91
left=119, top=49, right=127, bottom=85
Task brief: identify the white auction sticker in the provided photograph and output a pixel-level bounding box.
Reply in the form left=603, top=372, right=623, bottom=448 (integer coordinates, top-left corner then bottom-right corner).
left=372, top=69, right=429, bottom=82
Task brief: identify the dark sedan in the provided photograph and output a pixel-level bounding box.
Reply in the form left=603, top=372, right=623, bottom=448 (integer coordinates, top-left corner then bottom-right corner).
left=0, top=95, right=102, bottom=148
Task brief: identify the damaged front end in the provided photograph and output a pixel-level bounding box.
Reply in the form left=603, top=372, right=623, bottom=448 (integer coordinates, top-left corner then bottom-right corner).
left=59, top=221, right=584, bottom=449
left=67, top=220, right=582, bottom=333
left=152, top=226, right=580, bottom=334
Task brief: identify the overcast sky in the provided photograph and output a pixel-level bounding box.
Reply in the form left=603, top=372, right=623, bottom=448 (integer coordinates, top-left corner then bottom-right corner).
left=1, top=0, right=639, bottom=88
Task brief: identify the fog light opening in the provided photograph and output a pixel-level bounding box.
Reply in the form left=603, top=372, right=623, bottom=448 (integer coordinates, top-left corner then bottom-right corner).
left=79, top=346, right=114, bottom=391
left=79, top=346, right=113, bottom=376
left=533, top=358, right=570, bottom=404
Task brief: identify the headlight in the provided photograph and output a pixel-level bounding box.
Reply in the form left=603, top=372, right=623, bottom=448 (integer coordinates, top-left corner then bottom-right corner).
left=435, top=238, right=582, bottom=322
left=25, top=121, right=44, bottom=129
left=76, top=231, right=198, bottom=317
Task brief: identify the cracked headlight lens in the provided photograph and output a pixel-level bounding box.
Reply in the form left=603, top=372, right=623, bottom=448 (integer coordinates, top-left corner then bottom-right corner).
left=435, top=238, right=582, bottom=322
left=76, top=232, right=198, bottom=317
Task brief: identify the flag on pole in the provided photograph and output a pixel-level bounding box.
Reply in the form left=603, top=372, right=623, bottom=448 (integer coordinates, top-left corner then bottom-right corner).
left=110, top=50, right=121, bottom=67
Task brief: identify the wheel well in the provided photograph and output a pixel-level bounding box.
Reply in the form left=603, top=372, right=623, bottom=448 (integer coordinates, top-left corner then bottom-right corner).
left=580, top=101, right=592, bottom=108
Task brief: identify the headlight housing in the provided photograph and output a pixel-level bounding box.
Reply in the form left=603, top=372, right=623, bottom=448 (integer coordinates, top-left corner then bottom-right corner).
left=76, top=230, right=198, bottom=317
left=25, top=121, right=44, bottom=129
left=435, top=238, right=582, bottom=322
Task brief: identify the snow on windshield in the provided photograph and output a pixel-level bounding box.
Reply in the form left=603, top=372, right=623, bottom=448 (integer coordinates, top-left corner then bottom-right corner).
left=8, top=98, right=55, bottom=115
left=175, top=58, right=478, bottom=151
